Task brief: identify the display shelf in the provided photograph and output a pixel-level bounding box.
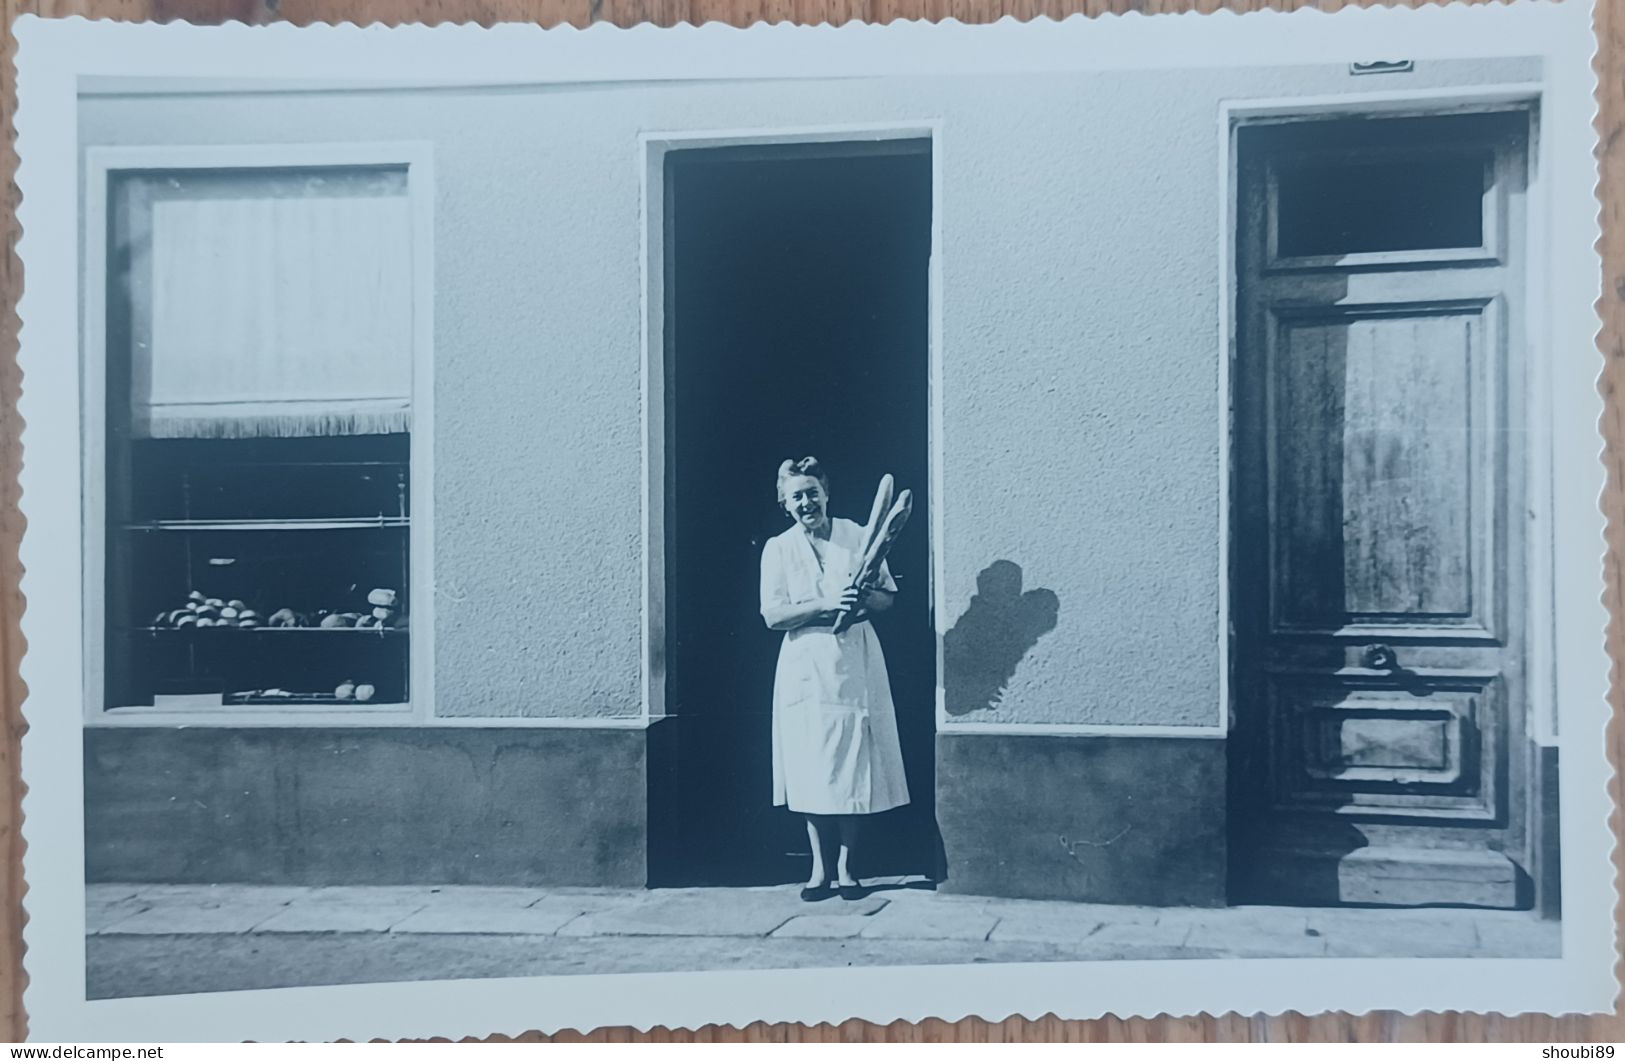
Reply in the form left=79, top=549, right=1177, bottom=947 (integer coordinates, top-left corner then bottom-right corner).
left=225, top=692, right=388, bottom=707
left=128, top=625, right=407, bottom=634
left=106, top=433, right=412, bottom=712
left=124, top=516, right=409, bottom=532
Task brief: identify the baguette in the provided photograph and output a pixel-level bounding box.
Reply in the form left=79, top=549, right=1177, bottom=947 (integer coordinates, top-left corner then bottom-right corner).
left=856, top=474, right=894, bottom=562
left=833, top=488, right=913, bottom=634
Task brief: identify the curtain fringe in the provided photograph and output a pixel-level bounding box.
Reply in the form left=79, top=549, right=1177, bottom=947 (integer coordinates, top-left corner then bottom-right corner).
left=138, top=406, right=412, bottom=440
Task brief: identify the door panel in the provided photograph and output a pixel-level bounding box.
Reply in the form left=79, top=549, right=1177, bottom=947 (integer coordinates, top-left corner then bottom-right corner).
left=1267, top=302, right=1496, bottom=636
left=1231, top=111, right=1530, bottom=908
left=1266, top=674, right=1498, bottom=819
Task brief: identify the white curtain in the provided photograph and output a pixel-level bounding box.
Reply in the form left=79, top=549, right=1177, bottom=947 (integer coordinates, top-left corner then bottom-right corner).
left=124, top=170, right=413, bottom=439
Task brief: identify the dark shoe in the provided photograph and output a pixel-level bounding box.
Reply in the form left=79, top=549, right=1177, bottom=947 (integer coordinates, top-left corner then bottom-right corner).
left=800, top=883, right=834, bottom=902
left=837, top=883, right=866, bottom=901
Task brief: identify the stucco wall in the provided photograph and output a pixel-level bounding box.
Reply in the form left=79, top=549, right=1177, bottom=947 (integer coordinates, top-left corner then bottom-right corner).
left=81, top=57, right=1540, bottom=723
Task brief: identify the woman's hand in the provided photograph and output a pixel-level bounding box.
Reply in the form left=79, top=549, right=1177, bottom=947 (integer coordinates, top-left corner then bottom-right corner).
left=823, top=587, right=863, bottom=623
left=835, top=586, right=894, bottom=628
left=858, top=587, right=895, bottom=614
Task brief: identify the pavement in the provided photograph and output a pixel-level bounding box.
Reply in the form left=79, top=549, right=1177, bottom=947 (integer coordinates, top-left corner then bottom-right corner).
left=86, top=881, right=1562, bottom=1000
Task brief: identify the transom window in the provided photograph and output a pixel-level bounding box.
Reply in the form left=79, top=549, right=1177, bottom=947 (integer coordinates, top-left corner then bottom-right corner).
left=1273, top=151, right=1491, bottom=259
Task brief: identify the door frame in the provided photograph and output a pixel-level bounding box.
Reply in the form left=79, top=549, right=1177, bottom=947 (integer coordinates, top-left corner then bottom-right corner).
left=1218, top=85, right=1556, bottom=903
left=639, top=122, right=945, bottom=727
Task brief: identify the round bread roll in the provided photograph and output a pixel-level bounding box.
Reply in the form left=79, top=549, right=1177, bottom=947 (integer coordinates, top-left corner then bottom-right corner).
left=367, top=588, right=398, bottom=608
left=354, top=684, right=376, bottom=702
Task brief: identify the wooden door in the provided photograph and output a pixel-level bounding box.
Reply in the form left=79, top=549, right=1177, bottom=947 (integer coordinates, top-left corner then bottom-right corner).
left=1230, top=111, right=1532, bottom=908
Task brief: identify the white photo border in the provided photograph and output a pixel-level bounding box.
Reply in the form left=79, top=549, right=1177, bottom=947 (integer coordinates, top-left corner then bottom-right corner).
left=14, top=3, right=1612, bottom=1041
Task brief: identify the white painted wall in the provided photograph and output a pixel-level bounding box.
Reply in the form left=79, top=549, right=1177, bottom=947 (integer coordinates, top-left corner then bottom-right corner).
left=80, top=56, right=1540, bottom=723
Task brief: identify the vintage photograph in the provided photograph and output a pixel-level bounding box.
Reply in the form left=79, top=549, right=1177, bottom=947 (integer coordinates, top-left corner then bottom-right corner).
left=12, top=1, right=1612, bottom=1041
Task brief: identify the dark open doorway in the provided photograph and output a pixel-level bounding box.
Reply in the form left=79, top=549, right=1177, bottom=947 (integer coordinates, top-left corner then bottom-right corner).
left=652, top=139, right=937, bottom=888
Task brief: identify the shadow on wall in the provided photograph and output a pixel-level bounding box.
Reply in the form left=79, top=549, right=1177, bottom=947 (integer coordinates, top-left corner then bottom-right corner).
left=943, top=560, right=1059, bottom=717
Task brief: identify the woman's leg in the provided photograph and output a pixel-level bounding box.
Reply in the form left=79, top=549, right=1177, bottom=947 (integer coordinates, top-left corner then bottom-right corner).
left=804, top=816, right=830, bottom=888
left=835, top=815, right=861, bottom=886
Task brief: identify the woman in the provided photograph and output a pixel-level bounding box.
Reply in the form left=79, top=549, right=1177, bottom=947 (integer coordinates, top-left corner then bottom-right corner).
left=759, top=457, right=911, bottom=901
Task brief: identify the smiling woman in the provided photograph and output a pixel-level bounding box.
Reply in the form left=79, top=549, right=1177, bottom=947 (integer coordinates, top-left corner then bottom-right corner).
left=759, top=456, right=910, bottom=901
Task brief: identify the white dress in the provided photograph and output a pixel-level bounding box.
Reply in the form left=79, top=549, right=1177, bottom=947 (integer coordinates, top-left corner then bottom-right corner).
left=760, top=517, right=911, bottom=816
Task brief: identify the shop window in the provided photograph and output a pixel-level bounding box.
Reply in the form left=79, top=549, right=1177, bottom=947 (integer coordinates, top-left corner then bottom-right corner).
left=102, top=166, right=415, bottom=711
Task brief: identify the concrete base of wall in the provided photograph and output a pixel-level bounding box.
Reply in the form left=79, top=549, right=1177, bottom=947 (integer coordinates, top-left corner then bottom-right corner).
left=90, top=724, right=1542, bottom=913
left=1536, top=743, right=1561, bottom=919
left=85, top=725, right=650, bottom=887
left=934, top=731, right=1227, bottom=907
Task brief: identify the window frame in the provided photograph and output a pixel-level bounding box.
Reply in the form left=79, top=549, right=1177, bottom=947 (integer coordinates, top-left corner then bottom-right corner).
left=82, top=142, right=436, bottom=727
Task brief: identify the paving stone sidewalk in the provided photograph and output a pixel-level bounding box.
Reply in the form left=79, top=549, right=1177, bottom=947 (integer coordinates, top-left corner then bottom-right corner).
left=85, top=881, right=1562, bottom=1000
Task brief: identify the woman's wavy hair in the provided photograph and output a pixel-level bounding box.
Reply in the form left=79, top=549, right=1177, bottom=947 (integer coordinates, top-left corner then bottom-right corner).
left=776, top=456, right=829, bottom=504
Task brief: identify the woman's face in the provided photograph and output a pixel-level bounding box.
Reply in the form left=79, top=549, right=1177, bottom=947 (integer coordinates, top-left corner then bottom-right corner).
left=782, top=475, right=829, bottom=531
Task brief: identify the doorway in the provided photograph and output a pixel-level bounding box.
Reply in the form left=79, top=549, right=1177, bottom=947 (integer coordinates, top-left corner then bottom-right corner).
left=1228, top=110, right=1534, bottom=908
left=654, top=139, right=936, bottom=887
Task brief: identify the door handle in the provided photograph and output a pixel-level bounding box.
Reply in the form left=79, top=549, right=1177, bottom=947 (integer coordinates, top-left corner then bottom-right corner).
left=1362, top=643, right=1397, bottom=670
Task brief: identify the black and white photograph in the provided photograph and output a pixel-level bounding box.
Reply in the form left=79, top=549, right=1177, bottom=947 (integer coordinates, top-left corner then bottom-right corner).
left=11, top=2, right=1613, bottom=1040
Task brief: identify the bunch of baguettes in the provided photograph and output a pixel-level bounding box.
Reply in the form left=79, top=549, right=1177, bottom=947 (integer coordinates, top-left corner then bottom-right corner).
left=832, top=473, right=914, bottom=635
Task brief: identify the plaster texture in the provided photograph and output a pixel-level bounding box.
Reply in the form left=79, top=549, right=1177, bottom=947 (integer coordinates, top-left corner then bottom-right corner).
left=81, top=57, right=1538, bottom=724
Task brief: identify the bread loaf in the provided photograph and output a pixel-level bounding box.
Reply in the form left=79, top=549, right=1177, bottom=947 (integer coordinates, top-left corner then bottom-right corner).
left=857, top=474, right=894, bottom=560
left=833, top=487, right=913, bottom=635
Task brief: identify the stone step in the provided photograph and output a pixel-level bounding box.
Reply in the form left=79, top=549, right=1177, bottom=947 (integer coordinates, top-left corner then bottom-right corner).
left=1240, top=843, right=1522, bottom=908
left=1335, top=846, right=1519, bottom=908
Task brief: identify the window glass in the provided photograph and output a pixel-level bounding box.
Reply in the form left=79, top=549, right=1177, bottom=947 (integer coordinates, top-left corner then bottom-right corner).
left=105, top=167, right=413, bottom=711
left=1274, top=153, right=1488, bottom=259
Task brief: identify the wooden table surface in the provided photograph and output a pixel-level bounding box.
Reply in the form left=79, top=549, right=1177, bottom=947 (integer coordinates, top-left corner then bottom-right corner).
left=2, top=0, right=1620, bottom=1043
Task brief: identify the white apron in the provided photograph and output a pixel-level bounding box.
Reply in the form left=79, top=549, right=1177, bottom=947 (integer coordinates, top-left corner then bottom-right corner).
left=760, top=517, right=911, bottom=816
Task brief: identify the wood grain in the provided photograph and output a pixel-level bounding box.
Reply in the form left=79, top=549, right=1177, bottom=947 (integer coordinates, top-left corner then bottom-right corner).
left=3, top=0, right=1619, bottom=1043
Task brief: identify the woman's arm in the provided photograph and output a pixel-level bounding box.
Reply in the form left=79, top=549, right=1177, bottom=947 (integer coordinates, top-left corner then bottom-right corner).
left=763, top=587, right=861, bottom=632
left=761, top=539, right=863, bottom=631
